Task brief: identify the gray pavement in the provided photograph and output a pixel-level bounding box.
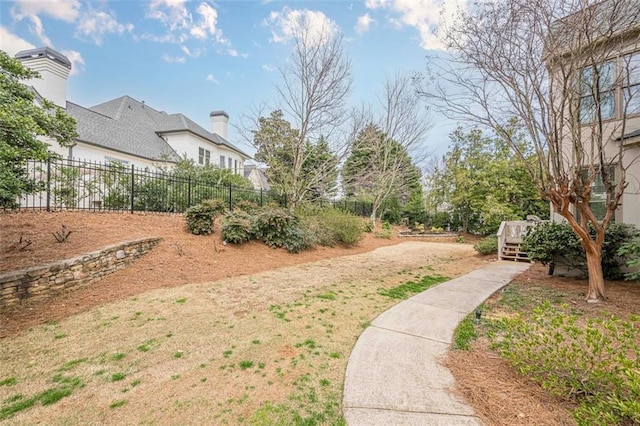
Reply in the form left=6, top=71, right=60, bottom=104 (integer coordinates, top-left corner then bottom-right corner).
left=342, top=261, right=531, bottom=425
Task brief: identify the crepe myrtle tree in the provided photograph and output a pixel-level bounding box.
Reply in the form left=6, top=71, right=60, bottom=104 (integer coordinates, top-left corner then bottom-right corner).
left=0, top=50, right=77, bottom=208
left=419, top=0, right=640, bottom=302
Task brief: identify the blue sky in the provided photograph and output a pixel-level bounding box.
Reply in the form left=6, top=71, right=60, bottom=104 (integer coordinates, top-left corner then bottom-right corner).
left=0, top=0, right=465, bottom=158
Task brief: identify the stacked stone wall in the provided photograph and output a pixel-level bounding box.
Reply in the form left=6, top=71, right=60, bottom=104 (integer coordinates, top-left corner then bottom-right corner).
left=0, top=238, right=161, bottom=308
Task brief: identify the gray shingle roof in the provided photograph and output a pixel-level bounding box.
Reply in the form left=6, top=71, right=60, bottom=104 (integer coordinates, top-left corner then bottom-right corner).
left=66, top=100, right=180, bottom=162
left=66, top=95, right=251, bottom=162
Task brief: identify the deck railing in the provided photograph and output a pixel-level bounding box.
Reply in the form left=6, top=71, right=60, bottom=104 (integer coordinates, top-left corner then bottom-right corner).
left=496, top=217, right=545, bottom=260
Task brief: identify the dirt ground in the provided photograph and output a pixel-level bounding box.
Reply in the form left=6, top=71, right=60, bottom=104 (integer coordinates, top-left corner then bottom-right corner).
left=0, top=210, right=417, bottom=337
left=0, top=210, right=488, bottom=424
left=3, top=211, right=636, bottom=424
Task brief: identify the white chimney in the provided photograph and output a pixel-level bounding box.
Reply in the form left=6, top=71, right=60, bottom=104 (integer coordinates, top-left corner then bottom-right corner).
left=210, top=110, right=229, bottom=140
left=15, top=47, right=71, bottom=109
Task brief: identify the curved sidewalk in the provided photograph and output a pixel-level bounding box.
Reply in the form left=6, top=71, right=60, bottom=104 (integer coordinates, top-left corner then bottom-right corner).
left=343, top=261, right=531, bottom=425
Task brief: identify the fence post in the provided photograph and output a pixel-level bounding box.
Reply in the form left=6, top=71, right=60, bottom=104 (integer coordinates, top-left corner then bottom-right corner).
left=187, top=176, right=192, bottom=209
left=260, top=188, right=263, bottom=207
left=46, top=158, right=51, bottom=212
left=130, top=164, right=135, bottom=214
left=228, top=184, right=233, bottom=210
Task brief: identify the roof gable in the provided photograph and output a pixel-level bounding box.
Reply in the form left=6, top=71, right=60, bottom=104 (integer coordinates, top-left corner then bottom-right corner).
left=88, top=96, right=251, bottom=159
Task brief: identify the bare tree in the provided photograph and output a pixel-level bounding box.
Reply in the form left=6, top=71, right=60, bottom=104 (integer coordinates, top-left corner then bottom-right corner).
left=255, top=17, right=353, bottom=211
left=420, top=0, right=640, bottom=301
left=344, top=73, right=432, bottom=225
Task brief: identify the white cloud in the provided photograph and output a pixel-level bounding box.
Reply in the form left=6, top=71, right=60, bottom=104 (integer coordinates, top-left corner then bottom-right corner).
left=206, top=73, right=219, bottom=84
left=161, top=53, right=186, bottom=63
left=355, top=13, right=374, bottom=34
left=227, top=48, right=248, bottom=58
left=25, top=14, right=52, bottom=46
left=146, top=0, right=190, bottom=32
left=190, top=2, right=227, bottom=44
left=365, top=0, right=467, bottom=50
left=60, top=49, right=85, bottom=75
left=0, top=26, right=35, bottom=55
left=12, top=0, right=80, bottom=23
left=75, top=8, right=134, bottom=45
left=145, top=0, right=229, bottom=46
left=180, top=45, right=203, bottom=58
left=265, top=7, right=339, bottom=46
left=262, top=63, right=276, bottom=72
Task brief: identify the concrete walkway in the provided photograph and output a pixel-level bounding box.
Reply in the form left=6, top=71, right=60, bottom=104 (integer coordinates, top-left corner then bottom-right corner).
left=342, top=261, right=531, bottom=425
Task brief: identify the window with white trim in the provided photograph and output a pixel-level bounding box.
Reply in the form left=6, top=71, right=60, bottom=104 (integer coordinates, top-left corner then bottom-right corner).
left=198, top=147, right=211, bottom=165
left=579, top=166, right=616, bottom=222
left=220, top=155, right=225, bottom=168
left=623, top=52, right=640, bottom=116
left=579, top=61, right=615, bottom=123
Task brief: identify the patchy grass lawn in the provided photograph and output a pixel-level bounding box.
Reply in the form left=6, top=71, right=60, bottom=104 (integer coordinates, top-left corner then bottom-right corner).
left=1, top=242, right=482, bottom=425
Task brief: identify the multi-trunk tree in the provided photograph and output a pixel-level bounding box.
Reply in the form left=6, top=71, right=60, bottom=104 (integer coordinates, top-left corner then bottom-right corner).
left=344, top=73, right=430, bottom=225
left=342, top=124, right=422, bottom=224
left=421, top=0, right=640, bottom=301
left=253, top=110, right=338, bottom=205
left=254, top=16, right=351, bottom=212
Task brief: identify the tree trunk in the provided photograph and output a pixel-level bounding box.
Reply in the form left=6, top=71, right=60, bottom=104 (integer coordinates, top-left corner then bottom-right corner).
left=583, top=242, right=605, bottom=302
left=370, top=206, right=378, bottom=228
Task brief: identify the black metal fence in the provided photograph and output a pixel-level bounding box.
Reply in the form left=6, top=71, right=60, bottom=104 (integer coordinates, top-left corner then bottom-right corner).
left=17, top=158, right=373, bottom=217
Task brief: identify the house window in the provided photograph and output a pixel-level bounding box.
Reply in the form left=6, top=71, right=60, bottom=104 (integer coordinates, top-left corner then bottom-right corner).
left=579, top=167, right=616, bottom=222
left=623, top=52, right=640, bottom=116
left=228, top=157, right=232, bottom=170
left=579, top=61, right=615, bottom=123
left=105, top=156, right=129, bottom=166
left=199, top=148, right=211, bottom=165
left=220, top=155, right=225, bottom=168
left=234, top=160, right=238, bottom=173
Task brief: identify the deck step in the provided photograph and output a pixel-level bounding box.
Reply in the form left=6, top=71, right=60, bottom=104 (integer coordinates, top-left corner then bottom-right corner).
left=500, top=242, right=531, bottom=262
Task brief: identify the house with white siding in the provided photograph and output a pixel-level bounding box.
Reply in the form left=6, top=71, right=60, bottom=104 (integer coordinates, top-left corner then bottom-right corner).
left=14, top=47, right=251, bottom=174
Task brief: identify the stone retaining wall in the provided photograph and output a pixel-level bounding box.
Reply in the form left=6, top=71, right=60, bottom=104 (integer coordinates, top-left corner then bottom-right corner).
left=0, top=237, right=162, bottom=308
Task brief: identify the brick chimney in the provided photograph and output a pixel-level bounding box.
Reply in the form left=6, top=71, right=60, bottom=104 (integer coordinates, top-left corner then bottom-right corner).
left=14, top=47, right=71, bottom=109
left=210, top=110, right=229, bottom=140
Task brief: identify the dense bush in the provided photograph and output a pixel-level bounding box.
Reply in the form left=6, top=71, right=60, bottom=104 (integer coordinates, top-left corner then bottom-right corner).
left=301, top=208, right=364, bottom=247
left=184, top=199, right=226, bottom=235
left=473, top=235, right=498, bottom=255
left=221, top=211, right=255, bottom=244
left=618, top=238, right=640, bottom=281
left=495, top=302, right=640, bottom=425
left=233, top=200, right=259, bottom=213
left=522, top=222, right=639, bottom=279
left=253, top=207, right=311, bottom=253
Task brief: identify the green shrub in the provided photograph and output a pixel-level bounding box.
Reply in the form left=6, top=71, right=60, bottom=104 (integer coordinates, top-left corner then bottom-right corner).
left=618, top=237, right=640, bottom=281
left=522, top=222, right=638, bottom=279
left=221, top=211, right=255, bottom=244
left=233, top=200, right=259, bottom=213
left=494, top=302, right=640, bottom=425
left=375, top=221, right=393, bottom=239
left=473, top=235, right=498, bottom=255
left=253, top=207, right=312, bottom=253
left=303, top=208, right=364, bottom=247
left=184, top=199, right=226, bottom=235
left=363, top=221, right=374, bottom=233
